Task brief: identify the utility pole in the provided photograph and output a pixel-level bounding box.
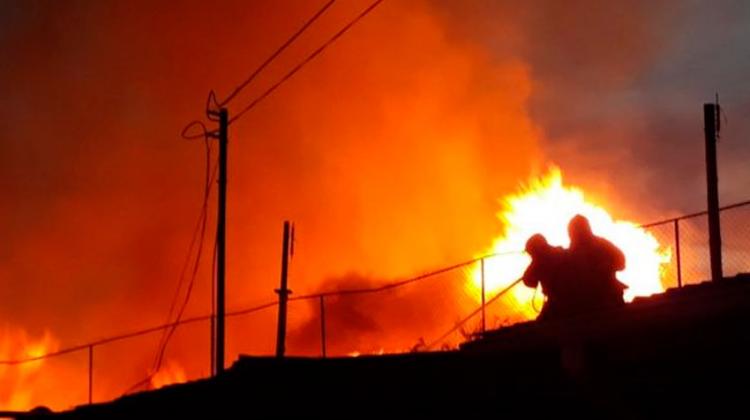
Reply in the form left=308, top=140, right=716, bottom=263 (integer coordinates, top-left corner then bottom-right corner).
left=275, top=221, right=292, bottom=358
left=209, top=108, right=229, bottom=375
left=704, top=102, right=723, bottom=282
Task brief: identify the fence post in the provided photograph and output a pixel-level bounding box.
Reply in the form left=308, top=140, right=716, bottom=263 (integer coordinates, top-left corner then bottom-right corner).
left=275, top=221, right=292, bottom=358
left=674, top=219, right=683, bottom=288
left=480, top=258, right=486, bottom=334
left=319, top=295, right=327, bottom=358
left=88, top=345, right=93, bottom=404
left=704, top=102, right=723, bottom=282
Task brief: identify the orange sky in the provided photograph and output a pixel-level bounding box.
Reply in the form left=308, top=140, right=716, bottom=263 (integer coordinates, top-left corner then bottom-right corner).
left=1, top=0, right=749, bottom=411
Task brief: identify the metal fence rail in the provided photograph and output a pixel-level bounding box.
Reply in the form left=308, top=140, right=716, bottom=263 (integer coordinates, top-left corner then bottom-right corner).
left=641, top=199, right=750, bottom=288
left=2, top=200, right=750, bottom=409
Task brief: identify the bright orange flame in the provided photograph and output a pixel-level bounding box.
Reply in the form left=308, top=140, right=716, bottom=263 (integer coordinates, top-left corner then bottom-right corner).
left=149, top=360, right=187, bottom=390
left=347, top=348, right=389, bottom=357
left=469, top=167, right=671, bottom=321
left=0, top=327, right=59, bottom=411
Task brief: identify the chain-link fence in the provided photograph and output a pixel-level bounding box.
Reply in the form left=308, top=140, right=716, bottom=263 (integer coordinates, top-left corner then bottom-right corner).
left=282, top=254, right=527, bottom=357
left=642, top=201, right=750, bottom=289
left=4, top=201, right=750, bottom=411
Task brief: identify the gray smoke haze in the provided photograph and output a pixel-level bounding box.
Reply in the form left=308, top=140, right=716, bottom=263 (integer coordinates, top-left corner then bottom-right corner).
left=434, top=0, right=750, bottom=221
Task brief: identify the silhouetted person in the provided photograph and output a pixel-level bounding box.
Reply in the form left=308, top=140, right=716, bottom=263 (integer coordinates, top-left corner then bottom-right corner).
left=567, top=214, right=627, bottom=310
left=522, top=234, right=571, bottom=321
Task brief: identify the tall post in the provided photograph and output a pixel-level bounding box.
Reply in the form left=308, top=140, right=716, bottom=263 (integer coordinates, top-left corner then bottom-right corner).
left=210, top=275, right=215, bottom=376
left=480, top=258, right=486, bottom=334
left=88, top=345, right=93, bottom=404
left=704, top=103, right=723, bottom=282
left=319, top=295, right=327, bottom=358
left=275, top=221, right=292, bottom=358
left=215, top=108, right=228, bottom=375
left=674, top=219, right=682, bottom=288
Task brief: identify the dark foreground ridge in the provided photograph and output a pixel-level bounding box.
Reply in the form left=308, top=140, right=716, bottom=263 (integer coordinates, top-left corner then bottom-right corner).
left=28, top=274, right=750, bottom=418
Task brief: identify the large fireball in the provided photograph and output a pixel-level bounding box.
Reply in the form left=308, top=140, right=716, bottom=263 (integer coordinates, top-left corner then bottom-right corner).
left=469, top=167, right=671, bottom=320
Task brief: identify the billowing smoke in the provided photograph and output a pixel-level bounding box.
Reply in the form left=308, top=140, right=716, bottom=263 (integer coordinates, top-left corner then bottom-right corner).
left=1, top=0, right=748, bottom=411
left=432, top=0, right=750, bottom=220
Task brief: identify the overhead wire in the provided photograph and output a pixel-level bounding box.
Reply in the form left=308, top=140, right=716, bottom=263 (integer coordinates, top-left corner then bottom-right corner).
left=166, top=0, right=386, bottom=379
left=159, top=0, right=346, bottom=385
left=182, top=0, right=386, bottom=137
left=151, top=155, right=217, bottom=376
left=228, top=0, right=385, bottom=125
left=152, top=134, right=213, bottom=365
left=139, top=125, right=217, bottom=393
left=211, top=0, right=336, bottom=111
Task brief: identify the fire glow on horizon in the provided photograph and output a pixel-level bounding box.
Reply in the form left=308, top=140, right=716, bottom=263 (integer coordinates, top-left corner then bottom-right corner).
left=468, top=167, right=672, bottom=320
left=1, top=167, right=674, bottom=411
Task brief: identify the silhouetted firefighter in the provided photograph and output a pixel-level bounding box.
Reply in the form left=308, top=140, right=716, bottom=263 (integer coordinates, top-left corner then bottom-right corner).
left=522, top=234, right=570, bottom=321
left=522, top=214, right=627, bottom=321
left=567, top=214, right=627, bottom=311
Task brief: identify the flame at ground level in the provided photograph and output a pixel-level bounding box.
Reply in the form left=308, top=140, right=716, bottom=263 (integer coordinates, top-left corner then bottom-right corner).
left=468, top=167, right=671, bottom=321
left=149, top=360, right=187, bottom=390
left=0, top=327, right=60, bottom=411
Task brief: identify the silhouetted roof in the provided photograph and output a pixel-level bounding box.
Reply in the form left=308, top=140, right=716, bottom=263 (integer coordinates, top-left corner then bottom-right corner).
left=463, top=273, right=750, bottom=354
left=36, top=274, right=750, bottom=419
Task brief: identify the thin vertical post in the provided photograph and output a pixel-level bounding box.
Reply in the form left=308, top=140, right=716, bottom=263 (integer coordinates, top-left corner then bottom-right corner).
left=275, top=221, right=292, bottom=358
left=674, top=219, right=683, bottom=288
left=88, top=345, right=93, bottom=404
left=480, top=258, right=486, bottom=334
left=319, top=295, right=327, bottom=358
left=704, top=103, right=723, bottom=282
left=210, top=293, right=215, bottom=376
left=215, top=108, right=228, bottom=375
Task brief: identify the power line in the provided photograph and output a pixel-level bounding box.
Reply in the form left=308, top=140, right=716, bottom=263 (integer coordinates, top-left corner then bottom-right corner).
left=181, top=120, right=216, bottom=141
left=169, top=0, right=386, bottom=374
left=228, top=0, right=386, bottom=125
left=172, top=0, right=373, bottom=364
left=183, top=0, right=342, bottom=136
left=152, top=137, right=214, bottom=364
left=167, top=0, right=342, bottom=376
left=210, top=0, right=336, bottom=110
left=148, top=123, right=220, bottom=387
left=151, top=203, right=213, bottom=375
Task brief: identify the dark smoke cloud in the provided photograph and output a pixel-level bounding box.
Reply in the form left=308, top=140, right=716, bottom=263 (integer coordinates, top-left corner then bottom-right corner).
left=433, top=0, right=750, bottom=221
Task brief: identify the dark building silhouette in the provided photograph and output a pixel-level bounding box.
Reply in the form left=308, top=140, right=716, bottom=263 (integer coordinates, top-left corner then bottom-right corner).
left=25, top=273, right=750, bottom=419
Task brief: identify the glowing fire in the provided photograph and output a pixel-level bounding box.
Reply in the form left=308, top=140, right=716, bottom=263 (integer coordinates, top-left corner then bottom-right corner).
left=0, top=327, right=59, bottom=411
left=347, top=348, right=386, bottom=358
left=149, top=360, right=187, bottom=390
left=469, top=167, right=671, bottom=320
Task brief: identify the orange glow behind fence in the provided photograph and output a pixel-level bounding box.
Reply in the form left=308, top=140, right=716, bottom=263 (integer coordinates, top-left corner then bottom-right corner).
left=0, top=328, right=59, bottom=411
